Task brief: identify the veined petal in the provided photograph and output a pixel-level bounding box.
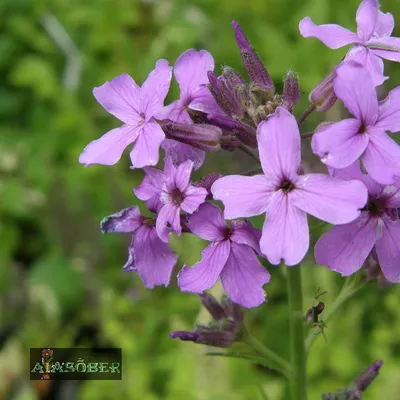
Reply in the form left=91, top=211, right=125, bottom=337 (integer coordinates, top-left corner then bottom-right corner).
left=130, top=120, right=165, bottom=168
left=161, top=140, right=205, bottom=171
left=178, top=240, right=231, bottom=293
left=93, top=73, right=142, bottom=124
left=261, top=191, right=309, bottom=266
left=356, top=0, right=378, bottom=42
left=174, top=49, right=215, bottom=101
left=381, top=185, right=400, bottom=209
left=375, top=217, right=400, bottom=282
left=140, top=59, right=172, bottom=121
left=363, top=130, right=400, bottom=184
left=156, top=203, right=181, bottom=242
left=186, top=202, right=227, bottom=242
left=314, top=214, right=379, bottom=276
left=257, top=107, right=300, bottom=184
left=345, top=45, right=386, bottom=86
left=79, top=124, right=140, bottom=166
left=299, top=17, right=360, bottom=49
left=189, top=85, right=223, bottom=115
left=181, top=185, right=207, bottom=214
left=290, top=174, right=368, bottom=224
left=311, top=119, right=368, bottom=168
left=133, top=225, right=178, bottom=288
left=100, top=206, right=142, bottom=233
left=134, top=167, right=164, bottom=201
left=368, top=36, right=400, bottom=62
left=211, top=175, right=273, bottom=219
left=375, top=87, right=400, bottom=133
left=154, top=101, right=192, bottom=124
left=174, top=159, right=194, bottom=192
left=334, top=61, right=378, bottom=125
left=220, top=243, right=270, bottom=308
left=330, top=161, right=383, bottom=197
left=374, top=10, right=394, bottom=36
left=231, top=220, right=262, bottom=254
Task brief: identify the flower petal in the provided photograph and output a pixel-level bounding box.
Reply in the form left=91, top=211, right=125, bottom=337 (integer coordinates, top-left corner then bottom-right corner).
left=257, top=107, right=300, bottom=184
left=231, top=220, right=262, bottom=254
left=363, top=131, right=400, bottom=184
left=134, top=167, right=164, bottom=200
left=356, top=0, right=378, bottom=42
left=130, top=120, right=165, bottom=168
left=311, top=118, right=368, bottom=168
left=211, top=175, right=273, bottom=219
left=186, top=202, right=227, bottom=242
left=375, top=87, right=400, bottom=133
left=381, top=185, right=400, bottom=209
left=132, top=225, right=178, bottom=288
left=93, top=73, right=142, bottom=124
left=189, top=85, right=223, bottom=115
left=174, top=49, right=215, bottom=101
left=375, top=218, right=400, bottom=282
left=299, top=17, right=360, bottom=49
left=79, top=124, right=140, bottom=166
left=161, top=139, right=205, bottom=171
left=329, top=161, right=383, bottom=197
left=314, top=214, right=379, bottom=276
left=261, top=191, right=309, bottom=266
left=154, top=101, right=192, bottom=124
left=345, top=45, right=386, bottom=86
left=220, top=243, right=270, bottom=308
left=156, top=203, right=181, bottom=242
left=178, top=240, right=231, bottom=293
left=100, top=206, right=142, bottom=233
left=140, top=59, right=172, bottom=121
left=334, top=61, right=378, bottom=125
left=181, top=185, right=207, bottom=214
left=174, top=159, right=194, bottom=192
left=368, top=36, right=400, bottom=62
left=374, top=10, right=394, bottom=36
left=290, top=173, right=368, bottom=224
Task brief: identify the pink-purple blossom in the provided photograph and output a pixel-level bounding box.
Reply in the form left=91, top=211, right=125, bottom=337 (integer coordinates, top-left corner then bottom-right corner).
left=315, top=162, right=400, bottom=283
left=100, top=206, right=178, bottom=288
left=156, top=49, right=220, bottom=170
left=312, top=61, right=400, bottom=184
left=211, top=107, right=368, bottom=266
left=79, top=60, right=172, bottom=169
left=299, top=0, right=400, bottom=86
left=178, top=203, right=270, bottom=308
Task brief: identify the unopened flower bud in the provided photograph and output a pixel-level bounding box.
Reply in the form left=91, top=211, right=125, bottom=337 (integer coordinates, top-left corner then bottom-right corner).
left=283, top=70, right=300, bottom=110
left=193, top=173, right=223, bottom=200
left=221, top=66, right=245, bottom=91
left=159, top=119, right=221, bottom=152
left=200, top=293, right=227, bottom=320
left=170, top=328, right=236, bottom=348
left=355, top=360, right=383, bottom=391
left=232, top=21, right=275, bottom=94
left=309, top=69, right=337, bottom=112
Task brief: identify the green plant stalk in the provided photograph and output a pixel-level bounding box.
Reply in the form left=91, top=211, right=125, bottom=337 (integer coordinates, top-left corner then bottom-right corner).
left=287, top=266, right=307, bottom=400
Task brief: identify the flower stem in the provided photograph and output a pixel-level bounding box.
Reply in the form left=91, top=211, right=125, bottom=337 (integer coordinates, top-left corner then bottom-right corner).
left=297, top=104, right=316, bottom=125
left=286, top=265, right=307, bottom=400
left=238, top=143, right=260, bottom=162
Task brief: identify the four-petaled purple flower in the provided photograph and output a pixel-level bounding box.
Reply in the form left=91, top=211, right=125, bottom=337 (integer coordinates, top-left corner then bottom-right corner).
left=153, top=157, right=207, bottom=242
left=156, top=49, right=221, bottom=170
left=300, top=0, right=400, bottom=86
left=315, top=162, right=400, bottom=283
left=312, top=61, right=400, bottom=185
left=79, top=60, right=172, bottom=168
left=101, top=206, right=178, bottom=288
left=212, top=107, right=368, bottom=266
left=178, top=202, right=270, bottom=308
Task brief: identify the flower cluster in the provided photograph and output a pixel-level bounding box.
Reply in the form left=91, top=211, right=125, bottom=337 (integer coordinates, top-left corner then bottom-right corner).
left=80, top=0, right=400, bottom=310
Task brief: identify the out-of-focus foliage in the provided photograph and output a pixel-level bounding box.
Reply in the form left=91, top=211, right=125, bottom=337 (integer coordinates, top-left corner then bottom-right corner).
left=1, top=0, right=400, bottom=399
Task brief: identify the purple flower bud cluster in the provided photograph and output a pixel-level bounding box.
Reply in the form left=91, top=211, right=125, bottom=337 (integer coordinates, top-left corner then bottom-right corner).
left=80, top=0, right=400, bottom=312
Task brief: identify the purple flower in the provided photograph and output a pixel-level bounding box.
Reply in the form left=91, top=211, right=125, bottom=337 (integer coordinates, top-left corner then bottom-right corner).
left=134, top=167, right=164, bottom=213
left=211, top=107, right=368, bottom=266
left=155, top=158, right=207, bottom=242
left=315, top=162, right=400, bottom=283
left=312, top=61, right=400, bottom=184
left=100, top=206, right=178, bottom=288
left=178, top=202, right=270, bottom=308
left=299, top=0, right=400, bottom=85
left=156, top=49, right=220, bottom=170
left=79, top=60, right=172, bottom=168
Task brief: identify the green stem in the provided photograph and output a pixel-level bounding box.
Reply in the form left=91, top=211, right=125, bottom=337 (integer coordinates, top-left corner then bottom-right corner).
left=305, top=278, right=363, bottom=353
left=297, top=104, right=316, bottom=125
left=245, top=335, right=292, bottom=376
left=287, top=266, right=307, bottom=400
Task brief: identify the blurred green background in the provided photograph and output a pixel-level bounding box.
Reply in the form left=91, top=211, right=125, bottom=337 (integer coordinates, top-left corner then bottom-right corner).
left=1, top=0, right=400, bottom=398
